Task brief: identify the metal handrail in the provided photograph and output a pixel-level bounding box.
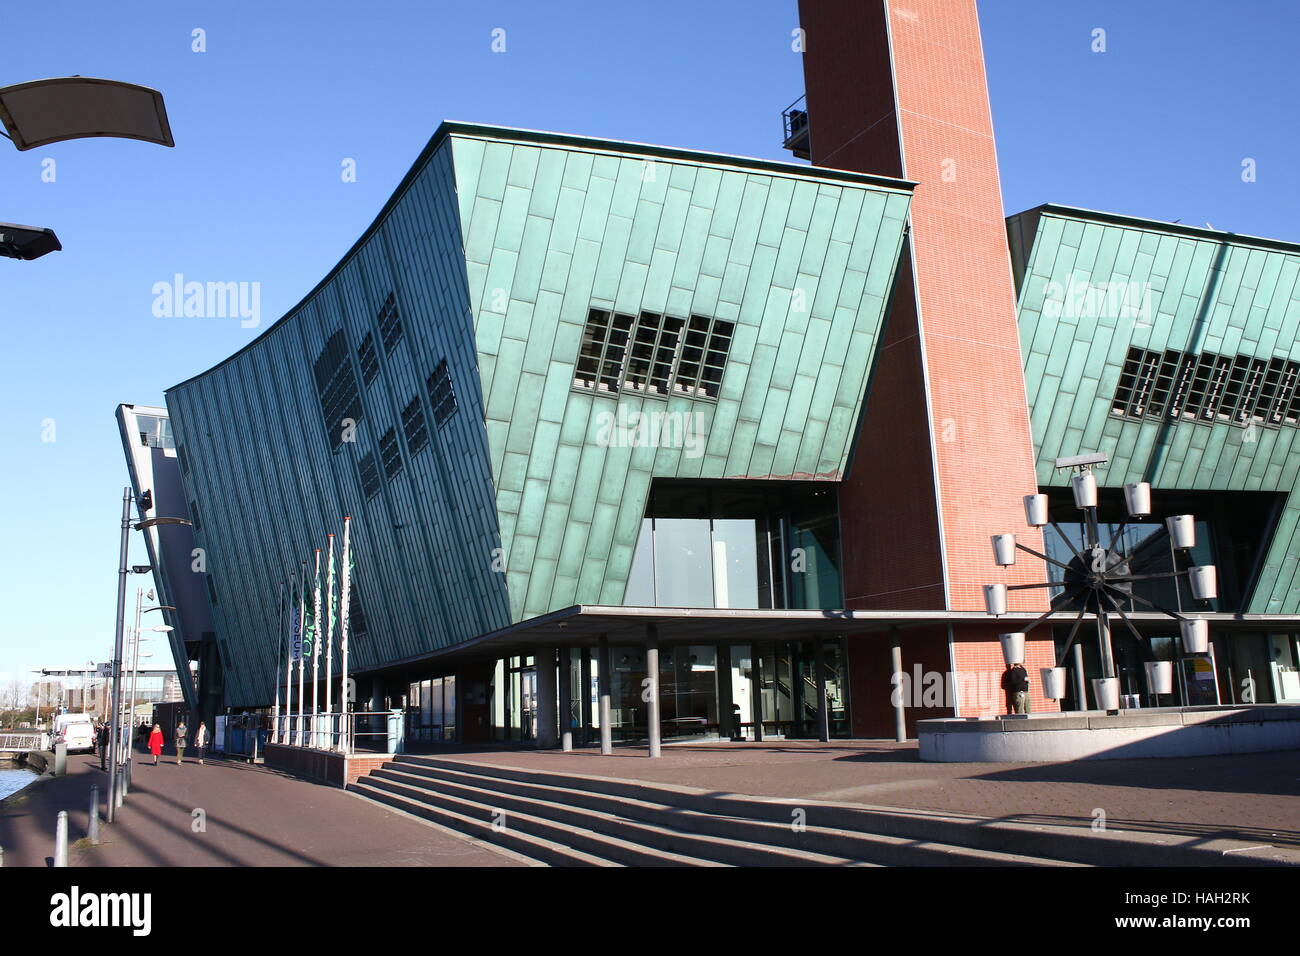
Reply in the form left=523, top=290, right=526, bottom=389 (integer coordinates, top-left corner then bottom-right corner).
left=782, top=93, right=809, bottom=144
left=271, top=710, right=399, bottom=754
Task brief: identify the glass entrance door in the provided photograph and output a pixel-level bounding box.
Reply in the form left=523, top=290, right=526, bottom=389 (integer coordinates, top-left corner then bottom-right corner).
left=520, top=667, right=537, bottom=741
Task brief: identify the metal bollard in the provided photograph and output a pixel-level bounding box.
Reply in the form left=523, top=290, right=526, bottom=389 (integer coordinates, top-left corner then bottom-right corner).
left=54, top=811, right=68, bottom=867
left=1, top=844, right=5, bottom=867
left=89, top=786, right=100, bottom=845
left=114, top=775, right=123, bottom=809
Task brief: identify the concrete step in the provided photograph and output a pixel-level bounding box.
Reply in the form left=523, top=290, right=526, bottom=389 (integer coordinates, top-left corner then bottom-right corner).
left=355, top=773, right=728, bottom=867
left=368, top=765, right=874, bottom=867
left=390, top=755, right=1299, bottom=867
left=350, top=779, right=619, bottom=867
left=380, top=761, right=1065, bottom=867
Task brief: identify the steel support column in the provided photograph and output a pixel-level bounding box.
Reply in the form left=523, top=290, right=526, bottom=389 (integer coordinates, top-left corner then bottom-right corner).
left=890, top=627, right=907, bottom=743
left=598, top=634, right=612, bottom=755
left=558, top=645, right=573, bottom=752
left=814, top=637, right=830, bottom=743
left=646, top=624, right=661, bottom=758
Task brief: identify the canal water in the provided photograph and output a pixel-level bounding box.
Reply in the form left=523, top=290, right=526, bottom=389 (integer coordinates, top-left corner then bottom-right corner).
left=0, top=765, right=39, bottom=800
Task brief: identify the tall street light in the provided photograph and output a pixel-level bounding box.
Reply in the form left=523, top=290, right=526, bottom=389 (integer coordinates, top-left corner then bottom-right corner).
left=107, top=488, right=190, bottom=823
left=0, top=76, right=174, bottom=260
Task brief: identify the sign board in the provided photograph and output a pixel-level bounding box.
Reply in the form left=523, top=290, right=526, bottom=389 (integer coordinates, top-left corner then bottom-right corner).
left=96, top=663, right=113, bottom=677
left=345, top=677, right=356, bottom=704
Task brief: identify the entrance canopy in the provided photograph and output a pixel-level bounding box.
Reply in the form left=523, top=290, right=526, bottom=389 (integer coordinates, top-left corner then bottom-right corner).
left=374, top=605, right=1300, bottom=673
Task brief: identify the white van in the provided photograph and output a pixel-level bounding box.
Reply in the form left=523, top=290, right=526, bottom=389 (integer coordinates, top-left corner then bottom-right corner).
left=52, top=713, right=96, bottom=753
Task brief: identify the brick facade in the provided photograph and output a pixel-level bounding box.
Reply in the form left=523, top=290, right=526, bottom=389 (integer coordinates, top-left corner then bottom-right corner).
left=799, top=0, right=1059, bottom=722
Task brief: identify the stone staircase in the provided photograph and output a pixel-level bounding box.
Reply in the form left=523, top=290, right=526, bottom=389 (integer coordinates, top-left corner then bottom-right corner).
left=348, top=754, right=1297, bottom=867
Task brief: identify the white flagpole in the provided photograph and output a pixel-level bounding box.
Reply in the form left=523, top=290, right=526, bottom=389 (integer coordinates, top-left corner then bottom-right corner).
left=297, top=560, right=307, bottom=747
left=311, top=548, right=322, bottom=748
left=339, top=516, right=352, bottom=753
left=284, top=571, right=294, bottom=746
left=273, top=580, right=283, bottom=744
left=324, top=532, right=336, bottom=748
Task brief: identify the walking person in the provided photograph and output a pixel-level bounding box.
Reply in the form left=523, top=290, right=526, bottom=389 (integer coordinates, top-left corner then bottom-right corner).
left=97, top=721, right=109, bottom=770
left=175, top=719, right=188, bottom=764
left=194, top=721, right=208, bottom=765
left=148, top=723, right=164, bottom=765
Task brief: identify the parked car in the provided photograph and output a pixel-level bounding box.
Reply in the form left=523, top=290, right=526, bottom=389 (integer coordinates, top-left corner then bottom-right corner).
left=51, top=713, right=96, bottom=753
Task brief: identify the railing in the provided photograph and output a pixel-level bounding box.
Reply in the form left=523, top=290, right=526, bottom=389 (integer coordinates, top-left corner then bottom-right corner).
left=0, top=732, right=47, bottom=751
left=271, top=711, right=403, bottom=755
left=782, top=94, right=810, bottom=157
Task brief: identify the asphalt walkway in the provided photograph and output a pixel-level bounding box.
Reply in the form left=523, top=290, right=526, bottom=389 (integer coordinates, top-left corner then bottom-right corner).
left=0, top=749, right=524, bottom=867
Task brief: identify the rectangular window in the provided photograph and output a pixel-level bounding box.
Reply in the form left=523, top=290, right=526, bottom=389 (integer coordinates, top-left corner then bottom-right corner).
left=206, top=575, right=218, bottom=605
left=402, top=397, right=428, bottom=456
left=672, top=315, right=734, bottom=400
left=1146, top=349, right=1183, bottom=419
left=358, top=332, right=379, bottom=386
left=427, top=359, right=458, bottom=426
left=574, top=308, right=634, bottom=394
left=573, top=307, right=732, bottom=401
left=189, top=499, right=202, bottom=532
left=623, top=311, right=685, bottom=396
left=1111, top=346, right=1300, bottom=432
left=313, top=329, right=364, bottom=452
left=380, top=427, right=403, bottom=480
left=378, top=292, right=403, bottom=353
left=359, top=451, right=381, bottom=500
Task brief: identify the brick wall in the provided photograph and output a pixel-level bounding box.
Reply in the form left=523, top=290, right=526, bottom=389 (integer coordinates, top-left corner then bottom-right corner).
left=264, top=743, right=393, bottom=788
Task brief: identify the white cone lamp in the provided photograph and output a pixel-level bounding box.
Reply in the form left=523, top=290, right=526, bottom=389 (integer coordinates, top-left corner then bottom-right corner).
left=998, top=632, right=1026, bottom=667
left=1144, top=661, right=1174, bottom=695
left=1188, top=565, right=1217, bottom=601
left=1071, top=471, right=1098, bottom=509
left=1040, top=667, right=1068, bottom=700
left=992, top=534, right=1016, bottom=567
left=1166, top=515, right=1195, bottom=550
left=1179, top=618, right=1208, bottom=654
left=983, top=583, right=1007, bottom=616
left=1023, top=494, right=1049, bottom=527
left=1123, top=481, right=1151, bottom=518
left=1092, top=677, right=1121, bottom=711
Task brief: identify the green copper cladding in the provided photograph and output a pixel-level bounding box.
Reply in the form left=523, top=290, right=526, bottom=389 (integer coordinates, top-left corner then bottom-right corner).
left=166, top=122, right=913, bottom=705
left=449, top=127, right=913, bottom=622
left=1012, top=204, right=1300, bottom=613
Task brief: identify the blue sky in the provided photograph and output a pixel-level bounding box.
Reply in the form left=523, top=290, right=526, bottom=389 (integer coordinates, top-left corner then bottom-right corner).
left=2, top=1, right=1296, bottom=689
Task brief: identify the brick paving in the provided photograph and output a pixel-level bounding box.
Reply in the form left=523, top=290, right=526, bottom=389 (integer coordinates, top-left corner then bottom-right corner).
left=0, top=751, right=524, bottom=867
left=425, top=740, right=1300, bottom=849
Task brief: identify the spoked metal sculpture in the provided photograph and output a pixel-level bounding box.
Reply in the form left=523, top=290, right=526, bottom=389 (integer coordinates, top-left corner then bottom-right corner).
left=983, top=453, right=1215, bottom=713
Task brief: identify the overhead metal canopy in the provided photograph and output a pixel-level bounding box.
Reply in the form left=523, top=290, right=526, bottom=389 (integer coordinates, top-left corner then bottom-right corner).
left=362, top=604, right=1300, bottom=678
left=0, top=77, right=174, bottom=150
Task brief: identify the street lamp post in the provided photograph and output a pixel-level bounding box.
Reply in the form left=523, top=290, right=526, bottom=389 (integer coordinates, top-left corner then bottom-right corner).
left=106, top=490, right=190, bottom=823
left=0, top=76, right=174, bottom=261
left=985, top=453, right=1216, bottom=713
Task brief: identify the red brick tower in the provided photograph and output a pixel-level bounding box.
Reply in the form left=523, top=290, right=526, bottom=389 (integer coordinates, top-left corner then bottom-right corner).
left=796, top=0, right=1056, bottom=733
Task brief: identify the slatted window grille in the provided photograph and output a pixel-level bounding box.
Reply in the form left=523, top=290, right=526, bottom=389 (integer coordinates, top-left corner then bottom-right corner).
left=427, top=359, right=458, bottom=426
left=313, top=329, right=364, bottom=452
left=1111, top=345, right=1300, bottom=431
left=359, top=451, right=381, bottom=499
left=358, top=332, right=379, bottom=385
left=378, top=293, right=403, bottom=353
left=380, top=428, right=403, bottom=480
left=402, top=397, right=428, bottom=455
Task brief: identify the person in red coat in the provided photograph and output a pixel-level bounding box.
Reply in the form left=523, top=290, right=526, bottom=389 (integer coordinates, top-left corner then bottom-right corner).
left=148, top=724, right=164, bottom=765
